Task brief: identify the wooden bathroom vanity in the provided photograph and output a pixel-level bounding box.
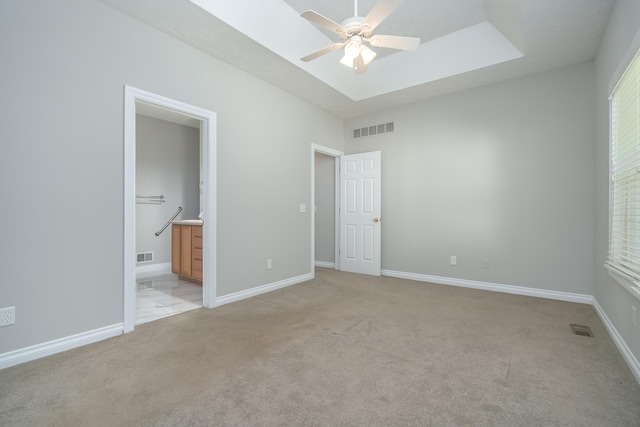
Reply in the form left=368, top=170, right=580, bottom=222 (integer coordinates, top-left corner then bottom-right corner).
left=171, top=221, right=203, bottom=284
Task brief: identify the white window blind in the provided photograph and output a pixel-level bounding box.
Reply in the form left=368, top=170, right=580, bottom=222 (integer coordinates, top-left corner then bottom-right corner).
left=608, top=49, right=640, bottom=285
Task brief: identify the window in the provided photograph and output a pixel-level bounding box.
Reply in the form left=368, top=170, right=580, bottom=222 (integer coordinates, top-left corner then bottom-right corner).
left=607, top=46, right=640, bottom=295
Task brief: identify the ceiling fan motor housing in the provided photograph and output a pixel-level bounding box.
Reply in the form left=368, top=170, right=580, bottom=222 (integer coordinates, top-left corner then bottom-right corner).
left=340, top=16, right=373, bottom=39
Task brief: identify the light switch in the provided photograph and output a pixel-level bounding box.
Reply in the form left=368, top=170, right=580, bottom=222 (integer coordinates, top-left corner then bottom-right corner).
left=299, top=204, right=306, bottom=213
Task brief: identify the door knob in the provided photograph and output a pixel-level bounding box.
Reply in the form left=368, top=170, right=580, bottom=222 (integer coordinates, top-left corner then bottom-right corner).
left=373, top=218, right=380, bottom=223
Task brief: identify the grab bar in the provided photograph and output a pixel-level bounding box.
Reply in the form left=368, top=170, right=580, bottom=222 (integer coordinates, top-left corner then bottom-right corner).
left=136, top=195, right=165, bottom=204
left=155, top=207, right=182, bottom=236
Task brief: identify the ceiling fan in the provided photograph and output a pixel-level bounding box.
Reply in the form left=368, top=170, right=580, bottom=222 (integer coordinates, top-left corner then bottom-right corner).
left=300, top=0, right=420, bottom=74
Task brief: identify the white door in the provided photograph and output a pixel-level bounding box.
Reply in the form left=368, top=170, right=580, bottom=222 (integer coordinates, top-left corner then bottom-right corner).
left=340, top=151, right=381, bottom=276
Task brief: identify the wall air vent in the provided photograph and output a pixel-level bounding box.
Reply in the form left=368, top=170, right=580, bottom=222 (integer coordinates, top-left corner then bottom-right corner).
left=352, top=122, right=394, bottom=139
left=136, top=252, right=153, bottom=263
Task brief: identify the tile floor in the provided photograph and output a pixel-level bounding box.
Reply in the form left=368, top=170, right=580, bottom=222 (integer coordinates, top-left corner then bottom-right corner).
left=136, top=273, right=203, bottom=325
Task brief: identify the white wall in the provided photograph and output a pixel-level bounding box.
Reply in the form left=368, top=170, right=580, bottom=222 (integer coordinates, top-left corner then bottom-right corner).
left=594, top=0, right=640, bottom=363
left=314, top=153, right=335, bottom=265
left=0, top=0, right=343, bottom=354
left=136, top=115, right=199, bottom=266
left=344, top=63, right=595, bottom=296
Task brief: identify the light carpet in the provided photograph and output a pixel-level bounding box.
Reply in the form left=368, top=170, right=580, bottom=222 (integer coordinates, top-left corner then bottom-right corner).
left=1, top=268, right=639, bottom=426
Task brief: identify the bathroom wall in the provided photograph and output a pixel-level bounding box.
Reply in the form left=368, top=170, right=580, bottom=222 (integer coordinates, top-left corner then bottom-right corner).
left=136, top=114, right=200, bottom=267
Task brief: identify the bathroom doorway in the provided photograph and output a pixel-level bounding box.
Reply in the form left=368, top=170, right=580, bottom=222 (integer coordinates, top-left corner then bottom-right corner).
left=123, top=86, right=217, bottom=333
left=135, top=111, right=201, bottom=325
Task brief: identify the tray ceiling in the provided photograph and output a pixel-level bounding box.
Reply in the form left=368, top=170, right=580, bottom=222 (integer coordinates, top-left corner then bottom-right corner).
left=100, top=0, right=615, bottom=118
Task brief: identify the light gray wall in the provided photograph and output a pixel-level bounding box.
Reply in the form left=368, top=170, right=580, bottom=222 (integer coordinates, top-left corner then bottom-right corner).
left=344, top=63, right=595, bottom=295
left=0, top=0, right=343, bottom=354
left=594, top=0, right=640, bottom=363
left=315, top=153, right=335, bottom=264
left=136, top=115, right=199, bottom=265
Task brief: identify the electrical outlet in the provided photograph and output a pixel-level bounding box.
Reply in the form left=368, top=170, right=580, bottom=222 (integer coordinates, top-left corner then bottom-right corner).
left=0, top=307, right=15, bottom=327
left=450, top=256, right=457, bottom=266
left=633, top=306, right=637, bottom=328
left=266, top=259, right=272, bottom=270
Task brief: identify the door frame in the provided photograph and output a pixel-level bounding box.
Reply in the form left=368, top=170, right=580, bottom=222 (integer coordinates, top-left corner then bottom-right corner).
left=123, top=86, right=217, bottom=333
left=310, top=144, right=343, bottom=276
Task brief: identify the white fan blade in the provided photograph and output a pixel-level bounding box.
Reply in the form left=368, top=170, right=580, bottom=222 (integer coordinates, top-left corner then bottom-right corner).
left=369, top=34, right=420, bottom=51
left=354, top=55, right=368, bottom=74
left=301, top=10, right=347, bottom=37
left=362, top=0, right=403, bottom=33
left=301, top=43, right=346, bottom=62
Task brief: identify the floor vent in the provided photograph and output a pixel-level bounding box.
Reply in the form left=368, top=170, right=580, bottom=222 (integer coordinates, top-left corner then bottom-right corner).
left=136, top=251, right=153, bottom=263
left=352, top=122, right=394, bottom=139
left=138, top=280, right=154, bottom=290
left=570, top=324, right=594, bottom=337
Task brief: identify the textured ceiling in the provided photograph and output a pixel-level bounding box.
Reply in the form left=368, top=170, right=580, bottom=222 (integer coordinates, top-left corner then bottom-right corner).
left=99, top=0, right=615, bottom=118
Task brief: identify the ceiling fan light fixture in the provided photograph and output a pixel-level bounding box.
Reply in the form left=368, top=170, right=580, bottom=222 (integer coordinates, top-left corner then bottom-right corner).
left=340, top=45, right=376, bottom=69
left=340, top=53, right=355, bottom=68
left=340, top=36, right=363, bottom=68
left=344, top=36, right=362, bottom=59
left=360, top=45, right=377, bottom=65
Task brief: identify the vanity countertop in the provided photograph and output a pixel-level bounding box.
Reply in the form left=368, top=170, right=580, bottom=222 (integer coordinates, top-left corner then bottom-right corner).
left=172, top=220, right=203, bottom=225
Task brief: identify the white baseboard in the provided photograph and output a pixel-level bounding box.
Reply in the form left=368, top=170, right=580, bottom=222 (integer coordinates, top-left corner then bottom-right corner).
left=136, top=262, right=171, bottom=277
left=0, top=323, right=123, bottom=370
left=381, top=269, right=594, bottom=305
left=216, top=273, right=313, bottom=307
left=592, top=298, right=640, bottom=384
left=315, top=261, right=336, bottom=269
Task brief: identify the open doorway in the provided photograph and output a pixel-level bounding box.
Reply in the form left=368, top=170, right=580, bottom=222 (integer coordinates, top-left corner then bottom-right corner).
left=311, top=144, right=342, bottom=275
left=134, top=111, right=201, bottom=325
left=123, top=86, right=217, bottom=333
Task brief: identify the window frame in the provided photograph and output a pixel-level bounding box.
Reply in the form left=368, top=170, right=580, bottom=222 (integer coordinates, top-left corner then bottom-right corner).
left=606, top=30, right=640, bottom=302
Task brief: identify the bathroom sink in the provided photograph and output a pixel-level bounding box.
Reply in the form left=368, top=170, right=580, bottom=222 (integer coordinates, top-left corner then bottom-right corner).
left=172, top=219, right=203, bottom=225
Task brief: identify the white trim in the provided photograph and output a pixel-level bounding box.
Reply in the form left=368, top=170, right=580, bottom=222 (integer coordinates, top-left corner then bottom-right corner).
left=123, top=87, right=136, bottom=333
left=311, top=144, right=343, bottom=278
left=606, top=264, right=640, bottom=302
left=215, top=273, right=312, bottom=307
left=334, top=156, right=340, bottom=270
left=0, top=324, right=123, bottom=370
left=312, top=143, right=343, bottom=158
left=124, top=86, right=217, bottom=333
left=200, top=105, right=218, bottom=310
left=381, top=269, right=593, bottom=304
left=593, top=298, right=640, bottom=384
left=315, top=261, right=336, bottom=269
left=136, top=262, right=172, bottom=277
left=608, top=26, right=640, bottom=97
